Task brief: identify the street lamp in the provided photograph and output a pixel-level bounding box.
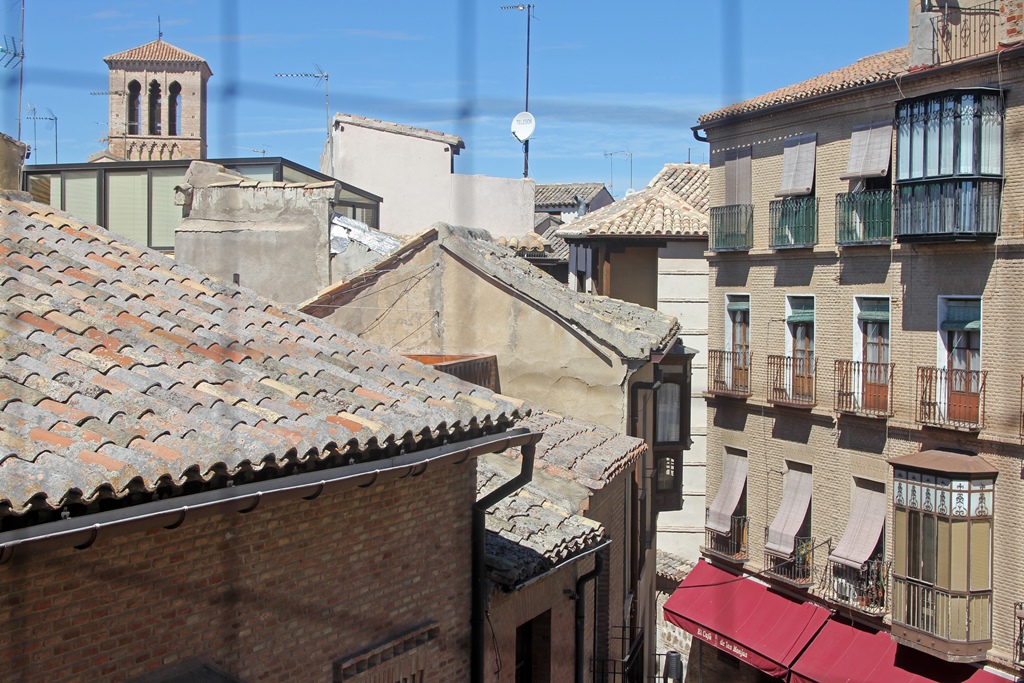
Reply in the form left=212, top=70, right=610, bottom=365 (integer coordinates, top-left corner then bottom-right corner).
left=501, top=3, right=534, bottom=178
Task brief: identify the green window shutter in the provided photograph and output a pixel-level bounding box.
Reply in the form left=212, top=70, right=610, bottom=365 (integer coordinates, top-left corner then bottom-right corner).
left=858, top=298, right=890, bottom=323
left=941, top=299, right=981, bottom=331
left=787, top=296, right=814, bottom=324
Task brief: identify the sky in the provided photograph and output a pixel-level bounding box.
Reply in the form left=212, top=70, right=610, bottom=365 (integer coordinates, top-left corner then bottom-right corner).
left=2, top=0, right=907, bottom=197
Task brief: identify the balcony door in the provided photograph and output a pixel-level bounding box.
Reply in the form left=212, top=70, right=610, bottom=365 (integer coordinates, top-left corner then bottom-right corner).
left=947, top=329, right=981, bottom=423
left=793, top=322, right=814, bottom=402
left=731, top=308, right=749, bottom=392
left=862, top=320, right=889, bottom=412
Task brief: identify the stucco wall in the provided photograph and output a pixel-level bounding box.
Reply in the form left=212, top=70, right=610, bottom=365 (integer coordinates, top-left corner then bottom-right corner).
left=0, top=132, right=27, bottom=191
left=609, top=247, right=658, bottom=309
left=323, top=123, right=535, bottom=237
left=175, top=185, right=335, bottom=305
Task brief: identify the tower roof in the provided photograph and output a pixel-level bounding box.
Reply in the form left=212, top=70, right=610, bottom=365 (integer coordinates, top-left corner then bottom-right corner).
left=104, top=39, right=210, bottom=72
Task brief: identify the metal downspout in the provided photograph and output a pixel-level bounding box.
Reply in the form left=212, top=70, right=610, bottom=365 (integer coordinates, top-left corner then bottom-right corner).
left=574, top=540, right=609, bottom=683
left=471, top=435, right=543, bottom=683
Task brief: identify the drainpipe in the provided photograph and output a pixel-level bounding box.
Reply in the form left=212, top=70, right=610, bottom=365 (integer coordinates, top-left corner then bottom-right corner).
left=691, top=125, right=708, bottom=143
left=574, top=539, right=611, bottom=683
left=471, top=435, right=544, bottom=683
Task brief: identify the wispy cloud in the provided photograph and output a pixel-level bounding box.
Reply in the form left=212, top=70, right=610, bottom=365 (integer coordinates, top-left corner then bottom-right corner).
left=104, top=17, right=192, bottom=32
left=91, top=10, right=133, bottom=20
left=191, top=32, right=316, bottom=45
left=343, top=28, right=425, bottom=42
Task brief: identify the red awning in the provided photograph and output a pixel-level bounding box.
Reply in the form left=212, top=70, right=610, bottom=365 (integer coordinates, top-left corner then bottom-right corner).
left=662, top=560, right=830, bottom=678
left=791, top=619, right=1008, bottom=683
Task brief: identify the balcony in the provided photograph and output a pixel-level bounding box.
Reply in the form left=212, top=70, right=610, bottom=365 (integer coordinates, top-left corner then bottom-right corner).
left=930, top=1, right=1000, bottom=66
left=894, top=180, right=1000, bottom=242
left=891, top=576, right=991, bottom=661
left=1014, top=602, right=1024, bottom=668
left=834, top=360, right=894, bottom=418
left=916, top=366, right=986, bottom=430
left=709, top=204, right=754, bottom=251
left=707, top=349, right=752, bottom=398
left=767, top=354, right=816, bottom=408
left=825, top=559, right=888, bottom=615
left=764, top=533, right=815, bottom=587
left=769, top=197, right=818, bottom=248
left=835, top=190, right=892, bottom=245
left=703, top=513, right=748, bottom=564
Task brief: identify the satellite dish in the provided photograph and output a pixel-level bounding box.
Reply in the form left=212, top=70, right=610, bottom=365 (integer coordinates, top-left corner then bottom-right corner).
left=511, top=111, right=536, bottom=142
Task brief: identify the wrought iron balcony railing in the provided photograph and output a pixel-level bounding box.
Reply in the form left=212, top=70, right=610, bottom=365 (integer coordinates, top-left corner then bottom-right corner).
left=710, top=204, right=754, bottom=251
left=703, top=513, right=748, bottom=563
left=769, top=196, right=818, bottom=248
left=892, top=576, right=992, bottom=647
left=930, top=0, right=999, bottom=65
left=764, top=533, right=815, bottom=586
left=826, top=559, right=889, bottom=614
left=1015, top=602, right=1024, bottom=668
left=916, top=366, right=986, bottom=430
left=834, top=359, right=894, bottom=417
left=895, top=180, right=1000, bottom=242
left=708, top=349, right=752, bottom=398
left=836, top=190, right=892, bottom=245
left=767, top=354, right=816, bottom=408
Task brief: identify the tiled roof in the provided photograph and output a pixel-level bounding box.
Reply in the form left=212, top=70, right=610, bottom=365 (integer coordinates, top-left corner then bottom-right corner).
left=535, top=183, right=607, bottom=210
left=304, top=225, right=679, bottom=362
left=0, top=192, right=529, bottom=521
left=480, top=452, right=603, bottom=587
left=514, top=410, right=645, bottom=490
left=656, top=549, right=695, bottom=584
left=556, top=186, right=708, bottom=240
left=496, top=233, right=548, bottom=254
left=333, top=114, right=465, bottom=150
left=648, top=163, right=709, bottom=213
left=438, top=226, right=679, bottom=361
left=698, top=47, right=909, bottom=125
left=537, top=221, right=570, bottom=262
left=104, top=40, right=209, bottom=65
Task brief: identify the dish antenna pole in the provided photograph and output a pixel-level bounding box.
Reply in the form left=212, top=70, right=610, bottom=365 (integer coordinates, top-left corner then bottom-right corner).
left=501, top=4, right=534, bottom=178
left=276, top=66, right=332, bottom=173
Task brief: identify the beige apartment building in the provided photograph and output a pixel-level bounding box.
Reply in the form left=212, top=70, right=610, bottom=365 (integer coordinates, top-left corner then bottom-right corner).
left=665, top=2, right=1024, bottom=682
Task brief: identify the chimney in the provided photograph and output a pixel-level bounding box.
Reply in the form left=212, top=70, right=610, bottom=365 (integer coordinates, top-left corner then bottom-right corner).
left=909, top=0, right=939, bottom=68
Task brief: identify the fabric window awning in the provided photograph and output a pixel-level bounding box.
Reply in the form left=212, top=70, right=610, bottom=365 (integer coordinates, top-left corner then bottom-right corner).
left=706, top=450, right=747, bottom=534
left=787, top=297, right=815, bottom=325
left=724, top=146, right=753, bottom=206
left=841, top=121, right=893, bottom=179
left=941, top=299, right=981, bottom=331
left=790, top=619, right=1007, bottom=683
left=765, top=466, right=813, bottom=556
left=857, top=298, right=889, bottom=323
left=829, top=482, right=886, bottom=569
left=777, top=133, right=817, bottom=197
left=726, top=298, right=750, bottom=313
left=663, top=560, right=830, bottom=679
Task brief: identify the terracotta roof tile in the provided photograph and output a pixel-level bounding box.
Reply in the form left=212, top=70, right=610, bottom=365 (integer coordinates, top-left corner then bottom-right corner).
left=648, top=163, right=709, bottom=213
left=535, top=183, right=607, bottom=210
left=333, top=113, right=465, bottom=149
left=104, top=40, right=209, bottom=65
left=699, top=47, right=909, bottom=125
left=0, top=193, right=529, bottom=521
left=557, top=185, right=708, bottom=240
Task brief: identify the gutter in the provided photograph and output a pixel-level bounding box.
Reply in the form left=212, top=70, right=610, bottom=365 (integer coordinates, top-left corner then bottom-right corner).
left=471, top=432, right=544, bottom=683
left=574, top=538, right=611, bottom=683
left=0, top=428, right=541, bottom=564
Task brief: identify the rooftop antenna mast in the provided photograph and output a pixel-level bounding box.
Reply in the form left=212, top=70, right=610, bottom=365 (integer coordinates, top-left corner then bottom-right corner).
left=1, top=1, right=25, bottom=139
left=276, top=65, right=331, bottom=172
left=233, top=145, right=268, bottom=157
left=27, top=108, right=57, bottom=163
left=603, top=149, right=633, bottom=197
left=501, top=4, right=535, bottom=178
left=157, top=15, right=163, bottom=41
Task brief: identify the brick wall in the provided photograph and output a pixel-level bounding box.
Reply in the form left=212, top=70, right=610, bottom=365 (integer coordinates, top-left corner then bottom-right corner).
left=484, top=554, right=597, bottom=683
left=702, top=51, right=1024, bottom=674
left=0, top=462, right=476, bottom=683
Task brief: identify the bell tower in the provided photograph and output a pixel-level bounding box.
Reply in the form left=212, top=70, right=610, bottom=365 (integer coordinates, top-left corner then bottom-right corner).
left=103, top=40, right=212, bottom=161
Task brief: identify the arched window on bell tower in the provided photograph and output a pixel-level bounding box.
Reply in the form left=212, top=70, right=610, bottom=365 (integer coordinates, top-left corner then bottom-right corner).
left=168, top=82, right=182, bottom=136
left=148, top=80, right=162, bottom=135
left=127, top=80, right=142, bottom=135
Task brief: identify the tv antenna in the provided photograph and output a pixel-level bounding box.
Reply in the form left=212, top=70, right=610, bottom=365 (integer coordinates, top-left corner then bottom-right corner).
left=233, top=145, right=268, bottom=157
left=276, top=65, right=332, bottom=172
left=500, top=3, right=535, bottom=178
left=604, top=149, right=633, bottom=197
left=3, top=1, right=25, bottom=139
left=27, top=106, right=58, bottom=163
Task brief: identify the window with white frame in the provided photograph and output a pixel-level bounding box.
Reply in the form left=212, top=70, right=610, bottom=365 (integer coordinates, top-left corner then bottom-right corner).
left=787, top=296, right=815, bottom=401
left=855, top=297, right=890, bottom=412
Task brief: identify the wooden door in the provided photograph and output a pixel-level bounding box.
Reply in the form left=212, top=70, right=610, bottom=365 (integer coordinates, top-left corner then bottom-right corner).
left=731, top=310, right=749, bottom=392
left=792, top=322, right=814, bottom=402
left=862, top=321, right=889, bottom=412
left=947, top=330, right=980, bottom=423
